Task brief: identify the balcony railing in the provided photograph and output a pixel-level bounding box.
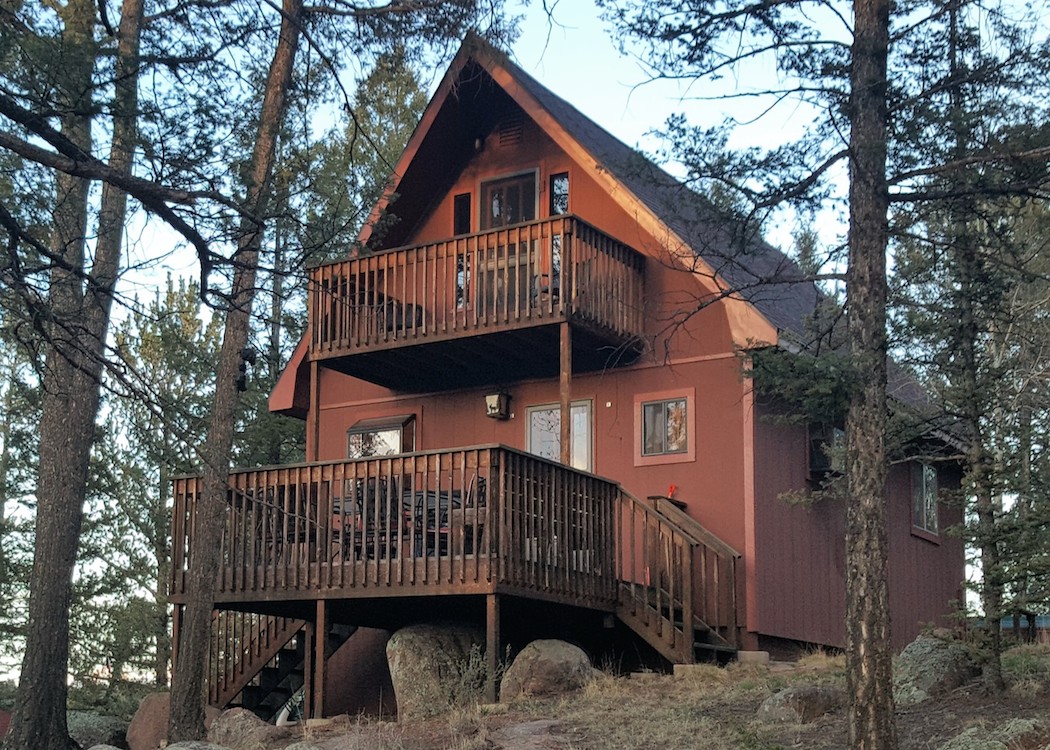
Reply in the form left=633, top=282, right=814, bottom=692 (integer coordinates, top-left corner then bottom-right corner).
left=308, top=215, right=646, bottom=359
left=171, top=446, right=620, bottom=611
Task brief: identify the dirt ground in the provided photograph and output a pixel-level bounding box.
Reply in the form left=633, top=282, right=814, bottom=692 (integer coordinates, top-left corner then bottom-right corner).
left=263, top=645, right=1050, bottom=750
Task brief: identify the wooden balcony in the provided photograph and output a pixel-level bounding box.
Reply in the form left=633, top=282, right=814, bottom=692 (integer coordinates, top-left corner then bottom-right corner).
left=308, top=216, right=647, bottom=391
left=171, top=446, right=621, bottom=622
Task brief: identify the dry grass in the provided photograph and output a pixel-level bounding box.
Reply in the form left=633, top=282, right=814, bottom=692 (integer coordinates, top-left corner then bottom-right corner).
left=267, top=644, right=1050, bottom=750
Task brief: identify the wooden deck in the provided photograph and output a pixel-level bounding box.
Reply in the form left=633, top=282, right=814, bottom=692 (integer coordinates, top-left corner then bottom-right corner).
left=171, top=446, right=621, bottom=613
left=172, top=446, right=742, bottom=717
left=307, top=216, right=647, bottom=390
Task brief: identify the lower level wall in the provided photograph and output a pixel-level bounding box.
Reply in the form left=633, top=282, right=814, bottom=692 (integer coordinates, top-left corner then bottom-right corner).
left=324, top=627, right=397, bottom=718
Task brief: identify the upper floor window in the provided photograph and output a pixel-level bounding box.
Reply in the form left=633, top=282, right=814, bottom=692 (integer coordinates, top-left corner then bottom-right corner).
left=634, top=389, right=696, bottom=466
left=347, top=414, right=416, bottom=458
left=481, top=172, right=536, bottom=229
left=550, top=172, right=569, bottom=215
left=912, top=462, right=939, bottom=536
left=453, top=192, right=471, bottom=235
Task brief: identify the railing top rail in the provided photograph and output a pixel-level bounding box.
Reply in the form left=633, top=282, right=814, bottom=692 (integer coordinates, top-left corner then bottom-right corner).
left=621, top=489, right=741, bottom=560
left=306, top=214, right=646, bottom=274
left=173, top=443, right=617, bottom=488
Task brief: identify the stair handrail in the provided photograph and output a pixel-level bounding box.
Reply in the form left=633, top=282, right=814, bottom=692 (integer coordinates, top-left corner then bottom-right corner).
left=617, top=490, right=741, bottom=660
left=209, top=613, right=305, bottom=709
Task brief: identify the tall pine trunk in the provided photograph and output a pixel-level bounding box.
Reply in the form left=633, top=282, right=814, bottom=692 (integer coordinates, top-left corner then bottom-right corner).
left=167, top=0, right=303, bottom=739
left=845, top=0, right=897, bottom=747
left=8, top=2, right=143, bottom=746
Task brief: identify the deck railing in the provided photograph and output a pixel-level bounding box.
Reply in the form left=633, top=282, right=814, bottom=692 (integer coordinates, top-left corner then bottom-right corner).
left=171, top=446, right=620, bottom=610
left=309, top=215, right=646, bottom=357
left=617, top=493, right=740, bottom=661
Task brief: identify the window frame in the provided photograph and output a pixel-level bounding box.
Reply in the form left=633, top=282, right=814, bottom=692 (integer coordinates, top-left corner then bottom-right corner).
left=911, top=461, right=940, bottom=541
left=346, top=414, right=416, bottom=459
left=525, top=399, right=594, bottom=472
left=634, top=388, right=696, bottom=467
left=479, top=170, right=538, bottom=230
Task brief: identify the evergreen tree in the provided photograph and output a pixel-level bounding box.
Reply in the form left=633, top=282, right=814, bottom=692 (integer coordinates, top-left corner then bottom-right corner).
left=598, top=0, right=1049, bottom=744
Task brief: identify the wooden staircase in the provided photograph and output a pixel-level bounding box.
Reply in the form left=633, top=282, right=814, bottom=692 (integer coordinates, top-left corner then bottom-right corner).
left=615, top=492, right=741, bottom=665
left=208, top=612, right=355, bottom=722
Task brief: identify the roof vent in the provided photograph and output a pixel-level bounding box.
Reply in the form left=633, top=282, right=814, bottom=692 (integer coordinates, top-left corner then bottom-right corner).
left=498, top=115, right=524, bottom=146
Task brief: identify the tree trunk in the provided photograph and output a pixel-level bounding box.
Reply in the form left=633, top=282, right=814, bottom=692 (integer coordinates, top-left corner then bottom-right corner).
left=8, top=2, right=143, bottom=746
left=167, top=0, right=303, bottom=739
left=845, top=0, right=896, bottom=747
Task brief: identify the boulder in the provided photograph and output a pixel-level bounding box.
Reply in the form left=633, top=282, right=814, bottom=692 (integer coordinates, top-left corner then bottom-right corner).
left=126, top=692, right=221, bottom=750
left=499, top=640, right=599, bottom=701
left=756, top=685, right=845, bottom=723
left=86, top=746, right=126, bottom=750
left=68, top=710, right=129, bottom=749
left=208, top=707, right=296, bottom=750
left=386, top=622, right=485, bottom=720
left=893, top=635, right=980, bottom=706
left=937, top=718, right=1049, bottom=750
left=167, top=743, right=232, bottom=750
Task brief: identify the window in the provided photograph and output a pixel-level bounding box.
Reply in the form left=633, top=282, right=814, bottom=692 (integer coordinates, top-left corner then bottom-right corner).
left=549, top=172, right=569, bottom=215
left=453, top=192, right=471, bottom=235
left=808, top=423, right=845, bottom=477
left=481, top=172, right=536, bottom=229
left=634, top=388, right=696, bottom=466
left=912, top=462, right=939, bottom=536
left=643, top=399, right=688, bottom=456
left=526, top=400, right=593, bottom=471
left=347, top=415, right=415, bottom=458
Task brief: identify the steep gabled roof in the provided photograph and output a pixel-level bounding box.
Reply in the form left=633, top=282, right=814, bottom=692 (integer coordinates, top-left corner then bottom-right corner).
left=363, top=33, right=822, bottom=345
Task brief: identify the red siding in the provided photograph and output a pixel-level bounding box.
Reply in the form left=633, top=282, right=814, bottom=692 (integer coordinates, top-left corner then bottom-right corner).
left=752, top=403, right=965, bottom=650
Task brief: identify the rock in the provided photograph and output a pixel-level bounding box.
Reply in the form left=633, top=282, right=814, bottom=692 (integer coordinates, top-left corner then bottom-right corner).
left=937, top=718, right=1049, bottom=750
left=489, top=719, right=561, bottom=750
left=208, top=707, right=296, bottom=750
left=756, top=685, right=845, bottom=723
left=893, top=635, right=980, bottom=706
left=126, top=692, right=221, bottom=750
left=386, top=622, right=486, bottom=720
left=85, top=746, right=126, bottom=750
left=167, top=743, right=233, bottom=750
left=68, top=710, right=129, bottom=749
left=499, top=640, right=599, bottom=701
left=283, top=743, right=325, bottom=750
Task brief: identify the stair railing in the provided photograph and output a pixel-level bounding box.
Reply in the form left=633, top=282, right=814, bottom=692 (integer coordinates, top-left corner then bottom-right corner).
left=616, top=491, right=741, bottom=663
left=208, top=611, right=304, bottom=709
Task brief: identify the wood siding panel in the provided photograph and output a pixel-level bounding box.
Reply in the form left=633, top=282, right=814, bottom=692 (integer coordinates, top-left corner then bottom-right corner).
left=752, top=403, right=965, bottom=650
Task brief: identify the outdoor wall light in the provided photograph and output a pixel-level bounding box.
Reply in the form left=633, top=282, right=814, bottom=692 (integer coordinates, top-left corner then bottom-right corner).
left=484, top=391, right=510, bottom=420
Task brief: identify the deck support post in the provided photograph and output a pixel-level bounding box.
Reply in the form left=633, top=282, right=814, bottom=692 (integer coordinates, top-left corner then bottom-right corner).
left=309, top=360, right=320, bottom=461
left=559, top=321, right=572, bottom=466
left=312, top=599, right=329, bottom=718
left=170, top=604, right=183, bottom=674
left=485, top=594, right=500, bottom=703
left=302, top=618, right=316, bottom=719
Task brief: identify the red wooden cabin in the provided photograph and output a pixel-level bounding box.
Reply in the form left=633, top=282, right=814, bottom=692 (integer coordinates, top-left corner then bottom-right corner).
left=170, top=34, right=964, bottom=720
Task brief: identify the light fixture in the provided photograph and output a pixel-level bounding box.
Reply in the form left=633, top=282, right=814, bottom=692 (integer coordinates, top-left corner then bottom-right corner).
left=484, top=391, right=510, bottom=420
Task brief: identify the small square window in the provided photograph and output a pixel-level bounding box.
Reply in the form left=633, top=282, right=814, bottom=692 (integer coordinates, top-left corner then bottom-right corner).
left=642, top=399, right=688, bottom=456
left=634, top=389, right=695, bottom=466
left=912, top=462, right=938, bottom=536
